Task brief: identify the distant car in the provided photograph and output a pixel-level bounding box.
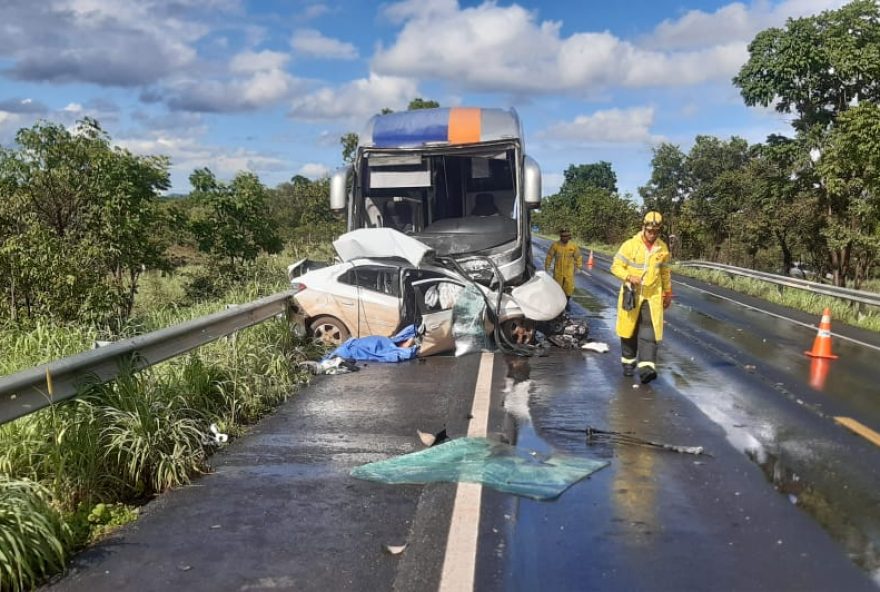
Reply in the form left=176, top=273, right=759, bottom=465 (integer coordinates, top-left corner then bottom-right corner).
left=287, top=229, right=567, bottom=347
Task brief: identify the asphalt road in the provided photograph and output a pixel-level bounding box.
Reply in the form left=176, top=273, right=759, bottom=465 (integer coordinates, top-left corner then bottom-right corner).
left=44, top=242, right=880, bottom=591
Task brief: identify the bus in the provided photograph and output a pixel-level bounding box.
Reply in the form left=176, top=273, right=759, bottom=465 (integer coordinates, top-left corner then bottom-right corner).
left=329, top=107, right=542, bottom=286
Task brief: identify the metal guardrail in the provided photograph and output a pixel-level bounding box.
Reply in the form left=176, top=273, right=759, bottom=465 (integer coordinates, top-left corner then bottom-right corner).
left=677, top=261, right=880, bottom=308
left=0, top=290, right=296, bottom=426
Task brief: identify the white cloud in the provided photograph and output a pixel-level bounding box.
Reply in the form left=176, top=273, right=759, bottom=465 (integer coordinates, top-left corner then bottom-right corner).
left=117, top=132, right=288, bottom=180
left=291, top=28, right=358, bottom=59
left=646, top=0, right=847, bottom=50
left=540, top=107, right=660, bottom=144
left=371, top=0, right=835, bottom=95
left=167, top=50, right=300, bottom=112
left=230, top=50, right=289, bottom=73
left=289, top=72, right=418, bottom=121
left=298, top=163, right=330, bottom=178
left=302, top=4, right=330, bottom=20
left=0, top=0, right=204, bottom=87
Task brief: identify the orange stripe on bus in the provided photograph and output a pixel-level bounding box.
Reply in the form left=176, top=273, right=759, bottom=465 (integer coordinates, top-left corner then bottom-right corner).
left=448, top=108, right=481, bottom=144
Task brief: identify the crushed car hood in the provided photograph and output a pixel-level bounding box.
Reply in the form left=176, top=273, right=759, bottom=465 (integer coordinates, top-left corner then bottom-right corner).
left=333, top=228, right=435, bottom=267
left=510, top=271, right=567, bottom=321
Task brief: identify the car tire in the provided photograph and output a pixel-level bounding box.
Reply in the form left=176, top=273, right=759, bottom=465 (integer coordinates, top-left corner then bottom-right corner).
left=309, top=316, right=351, bottom=346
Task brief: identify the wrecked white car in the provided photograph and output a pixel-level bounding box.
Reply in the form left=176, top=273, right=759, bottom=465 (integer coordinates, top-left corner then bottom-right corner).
left=287, top=229, right=566, bottom=350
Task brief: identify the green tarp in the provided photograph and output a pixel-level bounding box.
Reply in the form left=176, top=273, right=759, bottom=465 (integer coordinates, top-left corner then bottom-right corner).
left=350, top=437, right=608, bottom=501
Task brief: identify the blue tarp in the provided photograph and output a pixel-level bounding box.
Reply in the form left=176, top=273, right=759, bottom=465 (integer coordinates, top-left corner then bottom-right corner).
left=324, top=325, right=418, bottom=363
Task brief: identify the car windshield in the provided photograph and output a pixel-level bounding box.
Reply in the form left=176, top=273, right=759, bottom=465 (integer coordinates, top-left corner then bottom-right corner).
left=356, top=147, right=519, bottom=255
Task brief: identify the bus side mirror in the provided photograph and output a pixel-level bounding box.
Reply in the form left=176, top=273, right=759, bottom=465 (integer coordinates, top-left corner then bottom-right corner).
left=523, top=156, right=541, bottom=210
left=330, top=166, right=351, bottom=211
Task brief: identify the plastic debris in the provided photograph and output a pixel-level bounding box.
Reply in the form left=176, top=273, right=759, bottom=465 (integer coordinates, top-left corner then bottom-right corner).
left=580, top=341, right=610, bottom=353
left=209, top=423, right=229, bottom=444
left=351, top=437, right=608, bottom=501
left=300, top=357, right=359, bottom=375
left=383, top=544, right=407, bottom=555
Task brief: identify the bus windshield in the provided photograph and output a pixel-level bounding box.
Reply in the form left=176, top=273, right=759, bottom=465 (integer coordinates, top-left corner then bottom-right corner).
left=357, top=147, right=519, bottom=254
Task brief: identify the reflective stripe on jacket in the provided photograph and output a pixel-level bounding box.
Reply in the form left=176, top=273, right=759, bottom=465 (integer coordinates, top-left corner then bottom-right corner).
left=610, top=233, right=671, bottom=340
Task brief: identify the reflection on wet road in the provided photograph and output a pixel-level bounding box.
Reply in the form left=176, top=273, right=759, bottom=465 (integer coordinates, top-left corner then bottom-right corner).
left=512, top=241, right=880, bottom=587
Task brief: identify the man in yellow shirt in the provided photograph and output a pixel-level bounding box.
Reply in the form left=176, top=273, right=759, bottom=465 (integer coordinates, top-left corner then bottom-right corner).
left=610, top=212, right=672, bottom=383
left=544, top=228, right=583, bottom=308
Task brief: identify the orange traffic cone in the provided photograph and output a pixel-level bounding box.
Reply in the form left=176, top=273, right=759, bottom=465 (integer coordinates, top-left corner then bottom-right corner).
left=587, top=250, right=594, bottom=270
left=805, top=307, right=838, bottom=359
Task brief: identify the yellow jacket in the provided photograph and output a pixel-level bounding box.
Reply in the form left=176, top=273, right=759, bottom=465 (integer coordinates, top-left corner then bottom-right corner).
left=610, top=233, right=671, bottom=340
left=545, top=240, right=583, bottom=296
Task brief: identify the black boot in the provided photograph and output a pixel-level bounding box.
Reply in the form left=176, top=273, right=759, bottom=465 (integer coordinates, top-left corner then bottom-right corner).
left=639, top=367, right=657, bottom=384
left=622, top=364, right=635, bottom=377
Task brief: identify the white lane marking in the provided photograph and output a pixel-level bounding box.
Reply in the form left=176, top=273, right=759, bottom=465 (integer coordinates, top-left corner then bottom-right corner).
left=675, top=279, right=880, bottom=353
left=438, top=351, right=494, bottom=592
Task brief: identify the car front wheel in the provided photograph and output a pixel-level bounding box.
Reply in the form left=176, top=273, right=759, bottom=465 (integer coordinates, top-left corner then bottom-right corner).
left=309, top=316, right=351, bottom=346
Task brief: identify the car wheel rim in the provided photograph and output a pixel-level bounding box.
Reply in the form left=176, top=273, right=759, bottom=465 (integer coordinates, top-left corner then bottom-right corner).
left=314, top=323, right=341, bottom=344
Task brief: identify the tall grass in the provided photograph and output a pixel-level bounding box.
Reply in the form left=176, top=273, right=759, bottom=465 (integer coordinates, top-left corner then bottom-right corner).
left=0, top=477, right=70, bottom=592
left=0, top=248, right=330, bottom=590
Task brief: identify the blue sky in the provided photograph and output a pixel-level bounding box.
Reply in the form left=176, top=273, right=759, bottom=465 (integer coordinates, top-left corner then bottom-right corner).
left=0, top=0, right=846, bottom=198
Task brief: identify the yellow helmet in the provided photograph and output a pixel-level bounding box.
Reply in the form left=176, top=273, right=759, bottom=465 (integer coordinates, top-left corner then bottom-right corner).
left=643, top=211, right=663, bottom=228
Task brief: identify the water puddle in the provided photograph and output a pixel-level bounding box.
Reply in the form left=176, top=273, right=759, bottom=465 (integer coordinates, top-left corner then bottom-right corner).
left=667, top=360, right=880, bottom=580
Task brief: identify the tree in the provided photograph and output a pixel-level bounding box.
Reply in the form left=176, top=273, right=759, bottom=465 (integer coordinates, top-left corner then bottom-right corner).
left=188, top=169, right=282, bottom=269
left=734, top=0, right=880, bottom=135
left=407, top=98, right=440, bottom=110
left=267, top=175, right=343, bottom=244
left=816, top=103, right=880, bottom=288
left=562, top=162, right=617, bottom=194
left=0, top=118, right=170, bottom=325
left=735, top=0, right=880, bottom=285
left=537, top=161, right=636, bottom=246
left=340, top=132, right=358, bottom=165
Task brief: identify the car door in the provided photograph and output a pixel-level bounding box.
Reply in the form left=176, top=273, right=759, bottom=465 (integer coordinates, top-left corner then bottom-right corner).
left=335, top=265, right=401, bottom=337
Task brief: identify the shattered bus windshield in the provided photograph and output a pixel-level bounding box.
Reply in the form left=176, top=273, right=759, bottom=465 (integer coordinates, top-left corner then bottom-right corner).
left=358, top=147, right=519, bottom=255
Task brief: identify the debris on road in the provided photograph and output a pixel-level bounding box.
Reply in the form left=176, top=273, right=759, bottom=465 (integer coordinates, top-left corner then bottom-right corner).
left=299, top=357, right=359, bottom=375
left=350, top=436, right=608, bottom=500
left=581, top=342, right=610, bottom=353
left=584, top=426, right=708, bottom=456
left=383, top=543, right=407, bottom=555
left=417, top=428, right=449, bottom=447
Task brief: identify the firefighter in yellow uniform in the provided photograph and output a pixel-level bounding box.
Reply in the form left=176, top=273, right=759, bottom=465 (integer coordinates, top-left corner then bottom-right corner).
left=610, top=212, right=672, bottom=383
left=544, top=228, right=583, bottom=306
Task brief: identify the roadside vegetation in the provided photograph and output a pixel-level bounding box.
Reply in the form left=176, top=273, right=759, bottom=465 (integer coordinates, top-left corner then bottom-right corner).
left=0, top=111, right=342, bottom=588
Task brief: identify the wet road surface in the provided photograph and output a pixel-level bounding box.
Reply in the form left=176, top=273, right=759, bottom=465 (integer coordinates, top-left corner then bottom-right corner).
left=44, top=241, right=880, bottom=591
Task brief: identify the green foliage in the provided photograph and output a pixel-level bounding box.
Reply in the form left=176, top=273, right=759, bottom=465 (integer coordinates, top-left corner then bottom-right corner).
left=0, top=477, right=70, bottom=592
left=734, top=0, right=880, bottom=134
left=0, top=118, right=171, bottom=327
left=407, top=97, right=440, bottom=110
left=536, top=162, right=637, bottom=246
left=340, top=132, right=359, bottom=164
left=732, top=1, right=880, bottom=286
left=267, top=176, right=344, bottom=246
left=188, top=168, right=283, bottom=268
left=563, top=162, right=618, bottom=193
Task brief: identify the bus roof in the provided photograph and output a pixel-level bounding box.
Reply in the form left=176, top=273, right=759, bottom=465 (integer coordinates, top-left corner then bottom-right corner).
left=359, top=107, right=521, bottom=149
